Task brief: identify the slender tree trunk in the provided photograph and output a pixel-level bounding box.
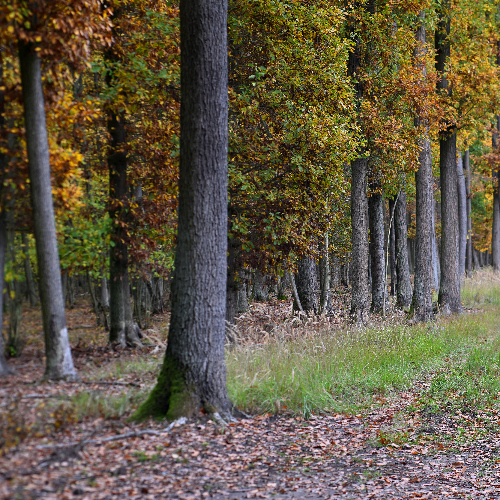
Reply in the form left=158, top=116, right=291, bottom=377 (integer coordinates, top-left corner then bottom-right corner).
left=319, top=234, right=330, bottom=314
left=134, top=0, right=231, bottom=421
left=369, top=185, right=385, bottom=314
left=18, top=41, right=77, bottom=381
left=457, top=154, right=467, bottom=279
left=388, top=198, right=397, bottom=296
left=295, top=256, right=319, bottom=314
left=492, top=117, right=500, bottom=271
left=411, top=12, right=433, bottom=321
left=21, top=233, right=38, bottom=306
left=464, top=150, right=473, bottom=275
left=395, top=190, right=412, bottom=309
left=436, top=1, right=462, bottom=313
left=350, top=158, right=370, bottom=323
left=226, top=224, right=239, bottom=327
left=431, top=192, right=441, bottom=288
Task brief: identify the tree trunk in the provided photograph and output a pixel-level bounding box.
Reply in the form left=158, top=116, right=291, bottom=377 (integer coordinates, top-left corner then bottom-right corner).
left=350, top=157, right=370, bottom=323
left=436, top=1, right=462, bottom=314
left=457, top=153, right=467, bottom=279
left=388, top=198, right=397, bottom=296
left=431, top=192, right=441, bottom=288
left=472, top=247, right=479, bottom=269
left=18, top=41, right=77, bottom=381
left=226, top=230, right=239, bottom=327
left=319, top=234, right=331, bottom=314
left=464, top=150, right=473, bottom=275
left=369, top=186, right=385, bottom=314
left=252, top=269, right=268, bottom=302
left=295, top=256, right=319, bottom=314
left=106, top=10, right=141, bottom=347
left=411, top=12, right=433, bottom=321
left=395, top=190, right=412, bottom=309
left=411, top=124, right=433, bottom=320
left=21, top=232, right=38, bottom=306
left=133, top=0, right=231, bottom=421
left=492, top=117, right=500, bottom=271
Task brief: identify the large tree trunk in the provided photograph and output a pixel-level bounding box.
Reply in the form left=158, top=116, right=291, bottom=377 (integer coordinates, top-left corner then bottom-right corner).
left=395, top=190, right=412, bottom=309
left=134, top=0, right=231, bottom=421
left=457, top=153, right=467, bottom=279
left=350, top=158, right=370, bottom=323
left=436, top=1, right=461, bottom=313
left=18, top=42, right=77, bottom=381
left=464, top=150, right=473, bottom=275
left=369, top=185, right=385, bottom=314
left=492, top=117, right=500, bottom=272
left=295, top=256, right=319, bottom=314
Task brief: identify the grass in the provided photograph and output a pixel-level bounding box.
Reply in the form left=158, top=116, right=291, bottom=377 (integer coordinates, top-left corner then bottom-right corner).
left=226, top=268, right=500, bottom=417
left=45, top=268, right=500, bottom=424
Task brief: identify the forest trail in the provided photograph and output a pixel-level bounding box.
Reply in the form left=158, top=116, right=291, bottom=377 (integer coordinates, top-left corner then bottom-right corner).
left=1, top=295, right=500, bottom=499
left=1, top=374, right=500, bottom=499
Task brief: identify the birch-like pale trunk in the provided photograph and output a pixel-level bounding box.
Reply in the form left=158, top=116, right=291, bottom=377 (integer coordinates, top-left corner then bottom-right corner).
left=18, top=41, right=77, bottom=380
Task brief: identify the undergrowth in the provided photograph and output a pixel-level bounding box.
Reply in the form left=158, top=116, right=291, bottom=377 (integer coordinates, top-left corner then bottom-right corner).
left=226, top=268, right=500, bottom=416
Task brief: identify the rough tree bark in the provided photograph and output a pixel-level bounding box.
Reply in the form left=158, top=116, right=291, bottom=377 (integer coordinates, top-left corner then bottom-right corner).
left=394, top=190, right=412, bottom=309
left=295, top=257, right=319, bottom=314
left=369, top=182, right=385, bottom=314
left=436, top=0, right=462, bottom=313
left=18, top=41, right=78, bottom=380
left=133, top=0, right=232, bottom=421
left=457, top=154, right=467, bottom=279
left=492, top=117, right=500, bottom=272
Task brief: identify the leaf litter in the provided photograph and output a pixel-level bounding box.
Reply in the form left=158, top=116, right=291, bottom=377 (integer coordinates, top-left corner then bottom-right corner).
left=1, top=300, right=500, bottom=499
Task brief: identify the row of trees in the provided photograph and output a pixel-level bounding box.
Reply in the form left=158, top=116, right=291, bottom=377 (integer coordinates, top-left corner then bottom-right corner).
left=1, top=0, right=500, bottom=417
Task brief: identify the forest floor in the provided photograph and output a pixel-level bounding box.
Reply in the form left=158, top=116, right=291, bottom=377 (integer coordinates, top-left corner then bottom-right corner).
left=1, top=273, right=500, bottom=499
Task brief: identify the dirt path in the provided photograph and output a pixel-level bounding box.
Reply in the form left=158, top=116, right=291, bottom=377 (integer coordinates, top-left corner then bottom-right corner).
left=2, top=378, right=500, bottom=499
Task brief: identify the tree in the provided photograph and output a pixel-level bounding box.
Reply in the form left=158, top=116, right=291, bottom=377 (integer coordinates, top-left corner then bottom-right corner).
left=411, top=11, right=433, bottom=322
left=436, top=0, right=462, bottom=314
left=368, top=178, right=385, bottom=314
left=18, top=40, right=78, bottom=381
left=294, top=257, right=318, bottom=314
left=348, top=0, right=374, bottom=325
left=394, top=189, right=412, bottom=309
left=134, top=0, right=232, bottom=420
